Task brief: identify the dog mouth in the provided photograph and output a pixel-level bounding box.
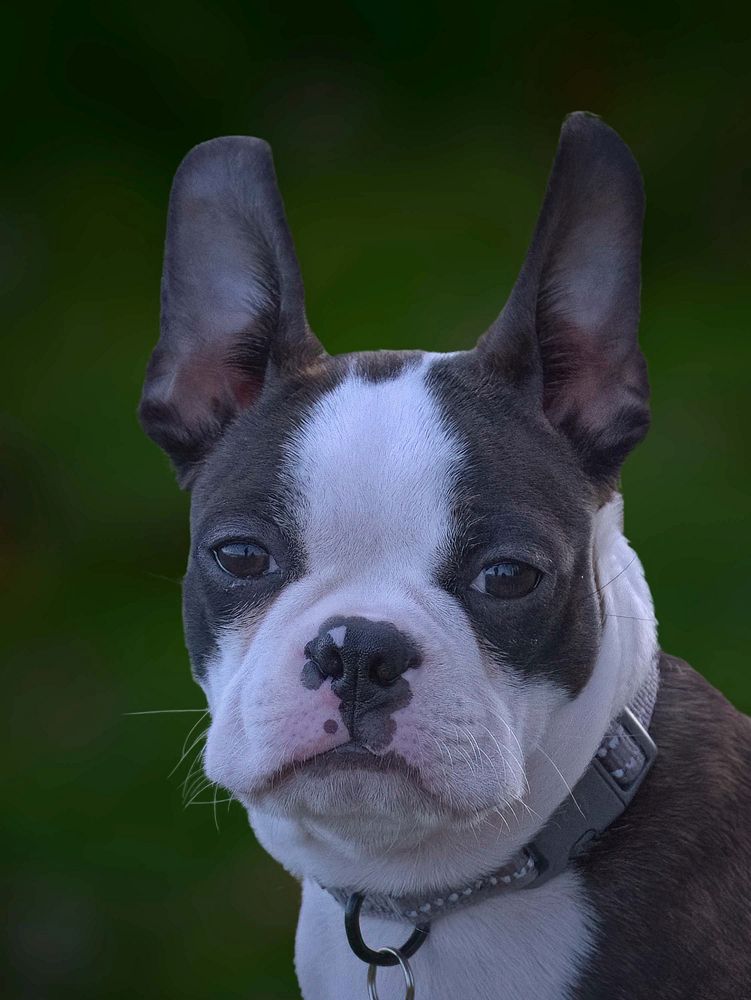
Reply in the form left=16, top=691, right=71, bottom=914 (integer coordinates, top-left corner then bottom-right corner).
left=324, top=741, right=382, bottom=763
left=236, top=739, right=526, bottom=829
left=246, top=741, right=422, bottom=798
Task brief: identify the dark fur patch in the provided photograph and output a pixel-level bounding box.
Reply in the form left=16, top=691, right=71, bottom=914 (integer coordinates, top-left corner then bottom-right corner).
left=573, top=654, right=751, bottom=998
left=427, top=351, right=602, bottom=696
left=352, top=349, right=423, bottom=383
left=182, top=356, right=348, bottom=676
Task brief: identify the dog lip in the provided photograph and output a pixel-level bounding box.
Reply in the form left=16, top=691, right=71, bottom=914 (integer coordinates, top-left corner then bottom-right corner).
left=292, top=740, right=386, bottom=773
left=307, top=741, right=403, bottom=772
left=327, top=741, right=374, bottom=757
left=246, top=742, right=417, bottom=797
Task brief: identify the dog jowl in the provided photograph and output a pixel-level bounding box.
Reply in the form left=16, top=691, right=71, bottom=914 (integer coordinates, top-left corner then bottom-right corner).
left=139, top=115, right=751, bottom=999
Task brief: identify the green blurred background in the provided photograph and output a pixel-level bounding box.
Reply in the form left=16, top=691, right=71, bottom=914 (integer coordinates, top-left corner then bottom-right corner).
left=3, top=2, right=750, bottom=997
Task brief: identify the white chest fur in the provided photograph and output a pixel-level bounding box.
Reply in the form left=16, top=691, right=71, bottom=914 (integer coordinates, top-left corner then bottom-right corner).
left=295, top=877, right=594, bottom=1000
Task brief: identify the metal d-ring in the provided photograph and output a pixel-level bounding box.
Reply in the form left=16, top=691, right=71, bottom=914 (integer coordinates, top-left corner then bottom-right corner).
left=367, top=947, right=415, bottom=1000
left=345, top=893, right=430, bottom=967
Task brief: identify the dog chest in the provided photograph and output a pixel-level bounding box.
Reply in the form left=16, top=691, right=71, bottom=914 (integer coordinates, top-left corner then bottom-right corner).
left=295, top=876, right=595, bottom=1000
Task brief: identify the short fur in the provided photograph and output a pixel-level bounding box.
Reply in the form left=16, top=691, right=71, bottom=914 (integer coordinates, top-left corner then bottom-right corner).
left=139, top=113, right=751, bottom=998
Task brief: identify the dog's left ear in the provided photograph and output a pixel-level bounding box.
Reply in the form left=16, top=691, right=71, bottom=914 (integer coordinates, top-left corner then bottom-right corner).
left=478, top=112, right=649, bottom=488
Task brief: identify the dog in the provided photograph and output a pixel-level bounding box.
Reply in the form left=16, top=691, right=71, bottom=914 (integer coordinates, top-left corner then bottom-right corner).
left=138, top=112, right=751, bottom=999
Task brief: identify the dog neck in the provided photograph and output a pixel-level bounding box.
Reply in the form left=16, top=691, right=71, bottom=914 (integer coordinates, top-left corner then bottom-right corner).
left=323, top=665, right=658, bottom=922
left=249, top=495, right=659, bottom=900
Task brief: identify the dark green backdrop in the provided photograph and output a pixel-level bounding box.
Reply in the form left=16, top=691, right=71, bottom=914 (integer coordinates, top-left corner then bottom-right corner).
left=4, top=3, right=750, bottom=997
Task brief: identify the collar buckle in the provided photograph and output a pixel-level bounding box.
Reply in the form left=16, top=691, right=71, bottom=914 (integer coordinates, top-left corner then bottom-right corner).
left=608, top=706, right=658, bottom=797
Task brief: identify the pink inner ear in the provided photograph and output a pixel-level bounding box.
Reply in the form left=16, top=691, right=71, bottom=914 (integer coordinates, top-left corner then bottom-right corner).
left=540, top=316, right=632, bottom=427
left=550, top=372, right=620, bottom=435
left=163, top=349, right=262, bottom=430
left=232, top=372, right=263, bottom=411
left=543, top=340, right=648, bottom=479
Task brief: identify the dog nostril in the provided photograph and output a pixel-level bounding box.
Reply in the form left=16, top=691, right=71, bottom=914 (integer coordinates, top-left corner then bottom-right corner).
left=304, top=636, right=345, bottom=680
left=312, top=646, right=344, bottom=680
left=369, top=656, right=399, bottom=687
left=368, top=657, right=382, bottom=683
left=328, top=649, right=344, bottom=679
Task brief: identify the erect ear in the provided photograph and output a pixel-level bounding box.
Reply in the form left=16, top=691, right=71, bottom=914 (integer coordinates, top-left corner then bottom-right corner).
left=139, top=136, right=324, bottom=487
left=478, top=112, right=649, bottom=489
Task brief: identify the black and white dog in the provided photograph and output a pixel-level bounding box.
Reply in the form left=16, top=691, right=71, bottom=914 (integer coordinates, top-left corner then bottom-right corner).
left=139, top=113, right=751, bottom=998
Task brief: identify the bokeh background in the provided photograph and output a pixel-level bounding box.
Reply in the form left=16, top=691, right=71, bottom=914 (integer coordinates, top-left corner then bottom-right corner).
left=3, top=3, right=750, bottom=997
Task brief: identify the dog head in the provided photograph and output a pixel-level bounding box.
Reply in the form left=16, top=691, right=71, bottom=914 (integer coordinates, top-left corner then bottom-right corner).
left=140, top=113, right=656, bottom=890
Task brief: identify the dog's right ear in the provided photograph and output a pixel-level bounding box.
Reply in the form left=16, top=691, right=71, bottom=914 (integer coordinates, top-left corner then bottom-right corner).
left=139, top=137, right=324, bottom=487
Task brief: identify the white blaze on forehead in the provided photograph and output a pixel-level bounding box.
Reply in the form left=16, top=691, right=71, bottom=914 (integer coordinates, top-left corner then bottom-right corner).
left=283, top=357, right=462, bottom=582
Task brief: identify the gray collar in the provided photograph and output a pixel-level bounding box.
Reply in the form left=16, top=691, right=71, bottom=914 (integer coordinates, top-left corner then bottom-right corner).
left=321, top=660, right=660, bottom=924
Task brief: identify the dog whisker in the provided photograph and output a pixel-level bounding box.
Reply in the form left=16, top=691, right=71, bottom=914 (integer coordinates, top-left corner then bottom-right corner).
left=605, top=613, right=658, bottom=623
left=484, top=713, right=531, bottom=797
left=170, top=726, right=210, bottom=780
left=179, top=712, right=210, bottom=753
left=212, top=783, right=221, bottom=831
left=589, top=554, right=638, bottom=598
left=476, top=725, right=510, bottom=780
left=144, top=572, right=184, bottom=587
left=534, top=745, right=584, bottom=818
left=123, top=708, right=207, bottom=715
left=184, top=779, right=216, bottom=808
left=464, top=725, right=510, bottom=799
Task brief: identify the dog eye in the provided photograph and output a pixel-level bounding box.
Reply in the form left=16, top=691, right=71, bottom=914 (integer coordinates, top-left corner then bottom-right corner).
left=471, top=560, right=541, bottom=598
left=213, top=541, right=279, bottom=578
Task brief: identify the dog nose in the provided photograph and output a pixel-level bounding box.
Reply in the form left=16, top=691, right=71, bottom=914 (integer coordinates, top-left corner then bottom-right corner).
left=305, top=616, right=422, bottom=690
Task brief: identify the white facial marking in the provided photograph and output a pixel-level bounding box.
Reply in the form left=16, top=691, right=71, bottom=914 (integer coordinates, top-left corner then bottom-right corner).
left=284, top=357, right=460, bottom=581
left=328, top=625, right=347, bottom=648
